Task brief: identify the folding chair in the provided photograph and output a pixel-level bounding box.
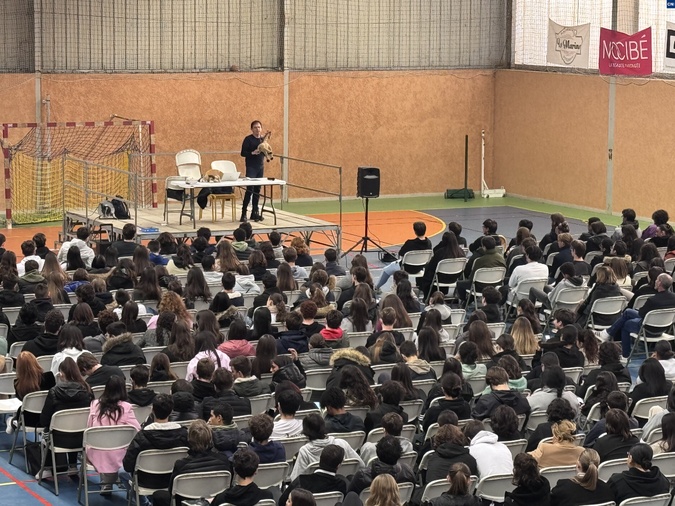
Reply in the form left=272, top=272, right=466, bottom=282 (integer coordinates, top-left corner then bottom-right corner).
left=486, top=322, right=506, bottom=337
left=598, top=457, right=627, bottom=482
left=628, top=308, right=675, bottom=363
left=430, top=258, right=468, bottom=302
left=467, top=376, right=487, bottom=397
left=583, top=363, right=601, bottom=376
left=632, top=396, right=668, bottom=424
left=539, top=465, right=576, bottom=485
left=652, top=452, right=675, bottom=479
left=422, top=478, right=469, bottom=502
left=585, top=296, right=627, bottom=330
left=344, top=405, right=369, bottom=421
left=305, top=368, right=332, bottom=392
left=504, top=439, right=528, bottom=460
left=413, top=379, right=437, bottom=395
left=644, top=427, right=663, bottom=444
left=8, top=341, right=26, bottom=359
left=251, top=462, right=289, bottom=489
left=171, top=470, right=231, bottom=503
left=424, top=423, right=439, bottom=442
left=632, top=295, right=653, bottom=311
left=466, top=267, right=507, bottom=310
left=233, top=414, right=253, bottom=430
left=429, top=360, right=445, bottom=377
left=583, top=402, right=603, bottom=431
left=249, top=394, right=273, bottom=414
left=475, top=473, right=516, bottom=503
left=171, top=361, right=189, bottom=379
left=399, top=327, right=415, bottom=342
left=165, top=149, right=202, bottom=224
left=38, top=407, right=90, bottom=496
left=563, top=367, right=583, bottom=384
left=397, top=451, right=417, bottom=469
left=77, top=426, right=138, bottom=506
left=131, top=404, right=153, bottom=424
left=408, top=312, right=422, bottom=329
left=619, top=494, right=671, bottom=506
left=313, top=492, right=344, bottom=506
left=127, top=447, right=189, bottom=506
left=0, top=372, right=16, bottom=396
left=142, top=346, right=165, bottom=364
left=504, top=278, right=548, bottom=321
left=327, top=431, right=365, bottom=451
left=276, top=436, right=309, bottom=465
left=346, top=331, right=370, bottom=348
left=4, top=308, right=21, bottom=325
left=401, top=249, right=433, bottom=279
left=372, top=363, right=396, bottom=379
left=399, top=400, right=424, bottom=422
left=146, top=380, right=174, bottom=395
left=9, top=390, right=48, bottom=472
left=543, top=286, right=589, bottom=332
left=36, top=355, right=55, bottom=373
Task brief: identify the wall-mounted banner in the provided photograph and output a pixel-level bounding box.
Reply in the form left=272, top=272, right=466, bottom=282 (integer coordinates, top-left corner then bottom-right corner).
left=599, top=27, right=652, bottom=76
left=547, top=20, right=591, bottom=67
left=666, top=21, right=675, bottom=69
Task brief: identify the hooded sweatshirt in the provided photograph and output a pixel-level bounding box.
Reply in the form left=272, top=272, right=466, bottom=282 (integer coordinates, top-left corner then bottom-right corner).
left=290, top=436, right=365, bottom=480
left=101, top=332, right=146, bottom=367
left=426, top=302, right=453, bottom=323
left=235, top=274, right=262, bottom=295
left=40, top=381, right=94, bottom=448
left=233, top=376, right=268, bottom=397
left=22, top=332, right=59, bottom=357
left=249, top=440, right=286, bottom=464
left=406, top=357, right=436, bottom=381
left=324, top=412, right=366, bottom=434
left=504, top=477, right=551, bottom=506
left=51, top=348, right=92, bottom=376
left=468, top=430, right=514, bottom=477
left=425, top=443, right=478, bottom=484
left=326, top=348, right=375, bottom=388
left=276, top=329, right=309, bottom=354
left=607, top=466, right=670, bottom=505
left=320, top=327, right=344, bottom=342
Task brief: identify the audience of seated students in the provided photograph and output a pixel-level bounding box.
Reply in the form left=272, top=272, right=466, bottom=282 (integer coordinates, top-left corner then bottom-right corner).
left=123, top=366, right=155, bottom=409
left=348, top=435, right=415, bottom=495
left=207, top=400, right=249, bottom=457
left=291, top=413, right=364, bottom=480
left=151, top=420, right=230, bottom=506
left=18, top=260, right=45, bottom=294
left=211, top=448, right=274, bottom=506
left=471, top=366, right=530, bottom=421
left=541, top=325, right=585, bottom=368
left=327, top=347, right=375, bottom=389
left=581, top=371, right=617, bottom=418
left=201, top=367, right=251, bottom=419
left=397, top=341, right=434, bottom=381
left=108, top=223, right=138, bottom=257
left=22, top=308, right=64, bottom=358
left=230, top=355, right=267, bottom=397
left=31, top=282, right=56, bottom=320
left=8, top=302, right=44, bottom=347
left=527, top=364, right=581, bottom=415
left=583, top=391, right=639, bottom=448
left=100, top=322, right=146, bottom=367
left=549, top=448, right=615, bottom=506
left=50, top=323, right=91, bottom=376
left=0, top=275, right=25, bottom=310
left=271, top=389, right=304, bottom=439
left=504, top=453, right=551, bottom=506
left=337, top=266, right=368, bottom=310
left=463, top=420, right=514, bottom=477
left=299, top=334, right=332, bottom=370
left=453, top=318, right=495, bottom=359
left=320, top=386, right=366, bottom=433
left=422, top=373, right=471, bottom=432
left=186, top=331, right=230, bottom=380
left=422, top=423, right=479, bottom=488
left=9, top=351, right=56, bottom=432
left=487, top=355, right=526, bottom=394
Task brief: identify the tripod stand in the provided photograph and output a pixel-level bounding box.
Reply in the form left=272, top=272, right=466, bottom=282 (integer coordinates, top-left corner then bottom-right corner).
left=342, top=197, right=392, bottom=256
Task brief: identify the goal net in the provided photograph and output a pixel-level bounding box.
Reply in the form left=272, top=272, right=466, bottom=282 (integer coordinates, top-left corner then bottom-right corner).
left=1, top=121, right=155, bottom=225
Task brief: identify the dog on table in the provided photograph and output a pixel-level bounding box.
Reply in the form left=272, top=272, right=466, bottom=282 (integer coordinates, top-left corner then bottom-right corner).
left=202, top=169, right=223, bottom=182
left=257, top=131, right=274, bottom=162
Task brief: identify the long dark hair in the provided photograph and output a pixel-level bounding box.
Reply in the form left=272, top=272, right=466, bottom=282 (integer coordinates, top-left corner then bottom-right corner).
left=418, top=327, right=446, bottom=362
left=57, top=324, right=85, bottom=352
left=193, top=331, right=222, bottom=368
left=438, top=231, right=465, bottom=259
left=121, top=301, right=140, bottom=329
left=252, top=334, right=277, bottom=377
left=155, top=311, right=176, bottom=347
left=396, top=280, right=420, bottom=314
left=66, top=246, right=86, bottom=271
left=136, top=267, right=162, bottom=301
left=605, top=408, right=633, bottom=441
left=184, top=266, right=211, bottom=303
left=468, top=321, right=495, bottom=359
left=349, top=298, right=371, bottom=332
left=638, top=358, right=669, bottom=397
left=97, top=375, right=128, bottom=423
left=541, top=365, right=566, bottom=398
left=339, top=365, right=378, bottom=409
left=660, top=412, right=675, bottom=452
left=58, top=357, right=91, bottom=393
left=172, top=244, right=194, bottom=269
left=391, top=363, right=417, bottom=400
left=252, top=307, right=275, bottom=339
left=512, top=453, right=545, bottom=488
left=167, top=320, right=195, bottom=362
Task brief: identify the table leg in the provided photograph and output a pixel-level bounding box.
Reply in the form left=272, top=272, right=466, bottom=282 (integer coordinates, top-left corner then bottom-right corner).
left=190, top=187, right=196, bottom=229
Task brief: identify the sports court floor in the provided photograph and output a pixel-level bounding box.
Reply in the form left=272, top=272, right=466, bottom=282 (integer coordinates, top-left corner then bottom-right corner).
left=0, top=195, right=634, bottom=504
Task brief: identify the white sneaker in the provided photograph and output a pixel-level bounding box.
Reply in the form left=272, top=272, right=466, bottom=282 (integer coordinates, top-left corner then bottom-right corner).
left=5, top=418, right=16, bottom=435
left=36, top=468, right=53, bottom=480
left=593, top=329, right=610, bottom=342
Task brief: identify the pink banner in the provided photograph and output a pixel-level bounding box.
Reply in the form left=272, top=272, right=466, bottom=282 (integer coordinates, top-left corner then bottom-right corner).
left=599, top=27, right=652, bottom=76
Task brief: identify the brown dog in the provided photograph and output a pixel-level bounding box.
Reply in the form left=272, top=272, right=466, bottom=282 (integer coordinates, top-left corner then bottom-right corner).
left=257, top=131, right=273, bottom=162
left=203, top=169, right=222, bottom=182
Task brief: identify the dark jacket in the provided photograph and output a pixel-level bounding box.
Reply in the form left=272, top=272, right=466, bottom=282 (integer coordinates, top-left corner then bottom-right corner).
left=592, top=433, right=640, bottom=462
left=0, top=290, right=25, bottom=309
left=101, top=332, right=146, bottom=366
left=629, top=381, right=672, bottom=417
left=40, top=381, right=94, bottom=448
left=607, top=467, right=670, bottom=505
left=166, top=450, right=231, bottom=503
left=324, top=412, right=366, bottom=434
left=423, top=398, right=472, bottom=432
left=202, top=390, right=251, bottom=419
left=424, top=444, right=478, bottom=485
left=471, top=389, right=531, bottom=421
left=128, top=388, right=156, bottom=407
left=18, top=272, right=46, bottom=294
left=481, top=303, right=503, bottom=324
left=364, top=403, right=409, bottom=434
left=576, top=283, right=624, bottom=325
left=552, top=346, right=585, bottom=369
left=85, top=365, right=126, bottom=387
left=212, top=483, right=273, bottom=506
left=367, top=329, right=405, bottom=347
left=276, top=329, right=309, bottom=354
left=123, top=424, right=189, bottom=489
left=279, top=470, right=349, bottom=506
left=347, top=459, right=416, bottom=495
left=326, top=348, right=375, bottom=389
left=504, top=477, right=551, bottom=506
left=325, top=261, right=346, bottom=277
left=169, top=391, right=200, bottom=422
left=252, top=288, right=286, bottom=310
left=22, top=332, right=59, bottom=357
left=550, top=478, right=615, bottom=506
left=577, top=362, right=632, bottom=398
left=639, top=289, right=675, bottom=333
left=211, top=424, right=250, bottom=455
left=8, top=321, right=43, bottom=348
left=249, top=440, right=286, bottom=464
left=32, top=298, right=55, bottom=321
left=233, top=377, right=268, bottom=398
left=68, top=299, right=107, bottom=320
left=300, top=321, right=325, bottom=338
left=75, top=321, right=102, bottom=338
left=191, top=379, right=216, bottom=402
left=486, top=349, right=527, bottom=371
left=583, top=416, right=639, bottom=447
left=271, top=361, right=306, bottom=390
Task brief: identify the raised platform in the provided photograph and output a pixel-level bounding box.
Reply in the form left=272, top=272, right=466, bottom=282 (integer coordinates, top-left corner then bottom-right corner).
left=64, top=205, right=341, bottom=251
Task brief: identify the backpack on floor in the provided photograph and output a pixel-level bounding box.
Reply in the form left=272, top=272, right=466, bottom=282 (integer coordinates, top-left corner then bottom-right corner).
left=111, top=195, right=130, bottom=219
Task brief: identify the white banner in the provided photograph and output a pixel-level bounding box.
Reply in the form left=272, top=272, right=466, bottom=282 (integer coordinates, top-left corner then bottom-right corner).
left=547, top=19, right=591, bottom=68
left=666, top=21, right=675, bottom=69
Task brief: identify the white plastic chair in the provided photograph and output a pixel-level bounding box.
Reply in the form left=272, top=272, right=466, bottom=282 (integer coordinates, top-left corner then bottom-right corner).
left=586, top=296, right=627, bottom=330
left=305, top=368, right=333, bottom=392
left=467, top=376, right=487, bottom=397
left=539, top=465, right=576, bottom=486
left=142, top=346, right=165, bottom=364
left=77, top=425, right=138, bottom=506
left=597, top=457, right=627, bottom=482
left=327, top=431, right=366, bottom=451
left=146, top=380, right=175, bottom=395
left=632, top=396, right=668, bottom=423
left=249, top=394, right=273, bottom=415
left=9, top=390, right=48, bottom=472
left=413, top=379, right=437, bottom=395
left=563, top=367, right=584, bottom=384
left=276, top=436, right=309, bottom=464
left=466, top=267, right=506, bottom=309
left=400, top=399, right=424, bottom=422
left=652, top=452, right=675, bottom=479
left=0, top=372, right=16, bottom=396
left=475, top=473, right=516, bottom=503
left=344, top=405, right=369, bottom=421
left=251, top=462, right=289, bottom=489
left=619, top=494, right=671, bottom=506
left=36, top=355, right=55, bottom=373
left=127, top=447, right=189, bottom=506
left=430, top=258, right=468, bottom=301
left=171, top=470, right=231, bottom=502
left=171, top=361, right=189, bottom=379
left=401, top=249, right=433, bottom=280
left=313, top=492, right=344, bottom=506
left=8, top=340, right=26, bottom=359
left=628, top=308, right=675, bottom=363
left=504, top=439, right=528, bottom=460
left=347, top=331, right=370, bottom=348
left=232, top=414, right=253, bottom=430
left=504, top=278, right=548, bottom=320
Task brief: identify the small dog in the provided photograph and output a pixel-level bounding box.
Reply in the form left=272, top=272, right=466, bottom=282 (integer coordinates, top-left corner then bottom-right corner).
left=257, top=131, right=274, bottom=162
left=202, top=169, right=222, bottom=182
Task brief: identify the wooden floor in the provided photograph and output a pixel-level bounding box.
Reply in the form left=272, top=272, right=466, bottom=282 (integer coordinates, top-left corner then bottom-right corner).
left=64, top=204, right=341, bottom=248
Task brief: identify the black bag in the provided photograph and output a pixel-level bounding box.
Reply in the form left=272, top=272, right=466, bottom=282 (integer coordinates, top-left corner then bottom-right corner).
left=379, top=251, right=398, bottom=263
left=111, top=195, right=130, bottom=219
left=26, top=441, right=69, bottom=476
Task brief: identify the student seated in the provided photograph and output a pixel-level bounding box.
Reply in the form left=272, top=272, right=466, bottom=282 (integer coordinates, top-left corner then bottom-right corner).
left=127, top=364, right=156, bottom=407
left=190, top=357, right=216, bottom=402
left=470, top=366, right=530, bottom=421
left=360, top=412, right=413, bottom=466
left=347, top=435, right=415, bottom=495
left=320, top=386, right=366, bottom=434
left=208, top=400, right=249, bottom=458
left=270, top=389, right=304, bottom=439
left=247, top=413, right=286, bottom=464
left=211, top=449, right=274, bottom=506
left=231, top=355, right=268, bottom=397
left=364, top=381, right=409, bottom=434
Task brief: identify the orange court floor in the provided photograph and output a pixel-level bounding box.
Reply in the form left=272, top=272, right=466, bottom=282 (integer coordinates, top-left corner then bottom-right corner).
left=0, top=209, right=446, bottom=258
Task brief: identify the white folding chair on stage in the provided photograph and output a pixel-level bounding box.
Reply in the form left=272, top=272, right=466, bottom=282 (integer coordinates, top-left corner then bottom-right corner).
left=165, top=149, right=202, bottom=224
left=127, top=447, right=189, bottom=506
left=77, top=426, right=138, bottom=506
left=171, top=470, right=231, bottom=503
left=628, top=308, right=675, bottom=363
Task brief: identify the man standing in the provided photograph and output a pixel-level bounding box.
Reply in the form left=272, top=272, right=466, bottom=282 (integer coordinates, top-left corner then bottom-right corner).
left=240, top=120, right=270, bottom=223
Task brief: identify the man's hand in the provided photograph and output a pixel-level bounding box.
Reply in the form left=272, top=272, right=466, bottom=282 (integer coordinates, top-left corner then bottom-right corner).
left=288, top=348, right=298, bottom=361
left=252, top=149, right=260, bottom=155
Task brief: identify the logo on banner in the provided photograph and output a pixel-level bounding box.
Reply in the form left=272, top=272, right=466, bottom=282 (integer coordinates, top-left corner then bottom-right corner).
left=547, top=20, right=590, bottom=67
left=599, top=27, right=652, bottom=76
left=666, top=22, right=675, bottom=69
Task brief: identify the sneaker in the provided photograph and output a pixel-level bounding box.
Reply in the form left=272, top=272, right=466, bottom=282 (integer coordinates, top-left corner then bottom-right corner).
left=100, top=484, right=113, bottom=496
left=239, top=214, right=248, bottom=223
left=593, top=329, right=610, bottom=342
left=68, top=464, right=79, bottom=476
left=36, top=468, right=53, bottom=480
left=5, top=417, right=16, bottom=435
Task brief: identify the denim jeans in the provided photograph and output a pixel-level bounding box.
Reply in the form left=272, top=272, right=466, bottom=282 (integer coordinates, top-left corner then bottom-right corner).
left=607, top=308, right=643, bottom=357
left=375, top=261, right=401, bottom=289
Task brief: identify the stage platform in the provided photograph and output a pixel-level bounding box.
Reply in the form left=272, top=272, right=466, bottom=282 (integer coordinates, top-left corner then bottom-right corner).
left=63, top=205, right=341, bottom=251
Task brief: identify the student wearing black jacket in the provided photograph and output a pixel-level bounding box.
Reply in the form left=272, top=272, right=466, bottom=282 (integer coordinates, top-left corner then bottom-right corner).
left=422, top=424, right=478, bottom=486
left=504, top=453, right=550, bottom=506
left=22, top=309, right=64, bottom=357
left=607, top=443, right=670, bottom=505
left=201, top=368, right=251, bottom=419
left=628, top=358, right=672, bottom=418
left=422, top=373, right=471, bottom=432
left=320, top=387, right=366, bottom=434
left=577, top=341, right=631, bottom=399
left=550, top=448, right=614, bottom=506
left=364, top=381, right=409, bottom=434
left=592, top=409, right=640, bottom=462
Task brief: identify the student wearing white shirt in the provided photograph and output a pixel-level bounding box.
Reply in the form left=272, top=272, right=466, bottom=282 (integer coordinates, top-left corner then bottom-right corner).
left=17, top=240, right=45, bottom=276
left=56, top=227, right=95, bottom=269
left=500, top=245, right=548, bottom=305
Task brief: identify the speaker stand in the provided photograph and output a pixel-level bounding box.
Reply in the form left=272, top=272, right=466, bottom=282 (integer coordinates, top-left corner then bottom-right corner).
left=342, top=197, right=391, bottom=257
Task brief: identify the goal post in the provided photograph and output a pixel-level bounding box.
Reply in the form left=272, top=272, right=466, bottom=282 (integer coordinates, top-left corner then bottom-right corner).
left=1, top=120, right=156, bottom=227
